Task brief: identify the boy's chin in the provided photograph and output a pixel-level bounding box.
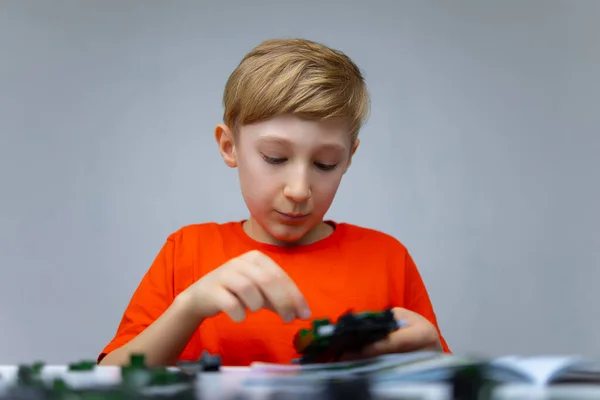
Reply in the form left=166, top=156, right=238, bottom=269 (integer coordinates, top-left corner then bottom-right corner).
left=264, top=221, right=319, bottom=246
left=267, top=226, right=312, bottom=245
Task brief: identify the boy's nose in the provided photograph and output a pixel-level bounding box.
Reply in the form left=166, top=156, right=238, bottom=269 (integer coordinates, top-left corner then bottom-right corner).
left=283, top=177, right=312, bottom=203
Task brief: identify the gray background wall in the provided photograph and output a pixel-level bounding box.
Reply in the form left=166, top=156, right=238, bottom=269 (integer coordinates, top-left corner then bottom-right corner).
left=0, top=0, right=598, bottom=364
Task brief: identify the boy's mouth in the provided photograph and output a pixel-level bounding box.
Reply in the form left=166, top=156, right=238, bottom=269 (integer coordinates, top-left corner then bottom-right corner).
left=276, top=211, right=309, bottom=221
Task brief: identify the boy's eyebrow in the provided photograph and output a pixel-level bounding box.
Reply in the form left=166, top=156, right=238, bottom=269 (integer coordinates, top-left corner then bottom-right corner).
left=258, top=136, right=347, bottom=153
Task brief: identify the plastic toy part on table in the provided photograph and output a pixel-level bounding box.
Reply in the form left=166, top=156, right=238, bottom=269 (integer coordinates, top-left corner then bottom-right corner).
left=0, top=354, right=495, bottom=400
left=3, top=353, right=600, bottom=399
left=0, top=353, right=204, bottom=399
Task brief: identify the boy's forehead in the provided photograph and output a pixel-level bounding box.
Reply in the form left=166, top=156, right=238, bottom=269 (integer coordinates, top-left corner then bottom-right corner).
left=258, top=136, right=347, bottom=153
left=241, top=115, right=351, bottom=150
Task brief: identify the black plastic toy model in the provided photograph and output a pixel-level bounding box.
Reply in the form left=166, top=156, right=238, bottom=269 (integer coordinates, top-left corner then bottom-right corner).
left=292, top=308, right=404, bottom=364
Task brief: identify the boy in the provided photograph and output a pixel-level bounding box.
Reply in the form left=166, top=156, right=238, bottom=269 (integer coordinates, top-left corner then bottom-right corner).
left=98, top=38, right=450, bottom=367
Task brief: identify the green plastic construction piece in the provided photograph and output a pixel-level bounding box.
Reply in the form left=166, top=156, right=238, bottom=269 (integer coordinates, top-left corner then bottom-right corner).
left=17, top=362, right=45, bottom=387
left=7, top=354, right=196, bottom=400
left=120, top=354, right=150, bottom=389
left=149, top=368, right=184, bottom=386
left=50, top=378, right=75, bottom=399
left=129, top=353, right=146, bottom=369
left=31, top=361, right=44, bottom=374
left=68, top=360, right=96, bottom=371
left=120, top=353, right=196, bottom=391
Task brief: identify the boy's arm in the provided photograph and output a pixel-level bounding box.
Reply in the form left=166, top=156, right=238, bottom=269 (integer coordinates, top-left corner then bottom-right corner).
left=395, top=247, right=451, bottom=353
left=99, top=234, right=201, bottom=367
left=99, top=292, right=202, bottom=367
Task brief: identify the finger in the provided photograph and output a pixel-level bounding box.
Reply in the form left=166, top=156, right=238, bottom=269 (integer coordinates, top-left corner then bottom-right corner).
left=239, top=264, right=297, bottom=322
left=220, top=266, right=264, bottom=312
left=240, top=252, right=311, bottom=321
left=361, top=326, right=425, bottom=357
left=211, top=286, right=246, bottom=322
left=360, top=334, right=394, bottom=358
left=253, top=254, right=312, bottom=321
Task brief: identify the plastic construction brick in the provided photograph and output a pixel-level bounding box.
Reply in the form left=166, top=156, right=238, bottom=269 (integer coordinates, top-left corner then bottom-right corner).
left=177, top=351, right=222, bottom=373
left=6, top=364, right=68, bottom=400
left=16, top=363, right=44, bottom=387
left=68, top=360, right=96, bottom=371
left=118, top=353, right=195, bottom=391
left=198, top=350, right=222, bottom=371
left=120, top=354, right=149, bottom=387
left=129, top=354, right=147, bottom=369
left=293, top=309, right=404, bottom=364
left=449, top=363, right=496, bottom=400
left=148, top=367, right=194, bottom=387
left=1, top=356, right=198, bottom=400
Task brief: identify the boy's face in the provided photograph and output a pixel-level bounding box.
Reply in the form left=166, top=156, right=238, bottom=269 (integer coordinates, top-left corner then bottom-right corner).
left=216, top=114, right=358, bottom=246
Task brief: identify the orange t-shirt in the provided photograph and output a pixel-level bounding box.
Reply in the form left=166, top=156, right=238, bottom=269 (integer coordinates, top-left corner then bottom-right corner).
left=99, top=221, right=449, bottom=365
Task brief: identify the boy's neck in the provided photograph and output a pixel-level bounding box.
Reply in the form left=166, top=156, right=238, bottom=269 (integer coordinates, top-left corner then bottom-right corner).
left=242, top=218, right=334, bottom=247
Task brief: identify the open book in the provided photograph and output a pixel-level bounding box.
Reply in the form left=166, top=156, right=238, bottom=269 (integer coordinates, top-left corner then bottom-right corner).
left=373, top=354, right=600, bottom=387
left=245, top=352, right=600, bottom=387
left=249, top=351, right=439, bottom=375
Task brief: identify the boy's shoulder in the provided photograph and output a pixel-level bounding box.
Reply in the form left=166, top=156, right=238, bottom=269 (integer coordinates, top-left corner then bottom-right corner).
left=338, top=221, right=409, bottom=251
left=164, top=220, right=240, bottom=242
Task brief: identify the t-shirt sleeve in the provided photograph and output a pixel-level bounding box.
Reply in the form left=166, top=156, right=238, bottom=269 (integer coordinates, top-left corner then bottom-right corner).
left=98, top=236, right=176, bottom=363
left=392, top=245, right=451, bottom=353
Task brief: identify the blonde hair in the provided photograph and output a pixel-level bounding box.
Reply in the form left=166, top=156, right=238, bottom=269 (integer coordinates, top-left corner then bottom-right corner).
left=223, top=38, right=370, bottom=141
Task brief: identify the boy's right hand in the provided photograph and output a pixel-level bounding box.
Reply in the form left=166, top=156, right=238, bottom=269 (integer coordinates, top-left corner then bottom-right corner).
left=178, top=250, right=312, bottom=324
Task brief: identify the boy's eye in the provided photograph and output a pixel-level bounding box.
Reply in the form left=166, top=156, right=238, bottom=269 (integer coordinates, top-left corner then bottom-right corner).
left=315, top=162, right=338, bottom=171
left=262, top=155, right=287, bottom=164
left=261, top=154, right=338, bottom=171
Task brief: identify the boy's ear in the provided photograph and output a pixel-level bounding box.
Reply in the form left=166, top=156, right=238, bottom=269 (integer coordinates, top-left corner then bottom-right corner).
left=215, top=124, right=237, bottom=168
left=344, top=138, right=360, bottom=173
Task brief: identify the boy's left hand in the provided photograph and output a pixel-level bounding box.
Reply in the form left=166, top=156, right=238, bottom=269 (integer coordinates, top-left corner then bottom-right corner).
left=359, top=307, right=442, bottom=358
